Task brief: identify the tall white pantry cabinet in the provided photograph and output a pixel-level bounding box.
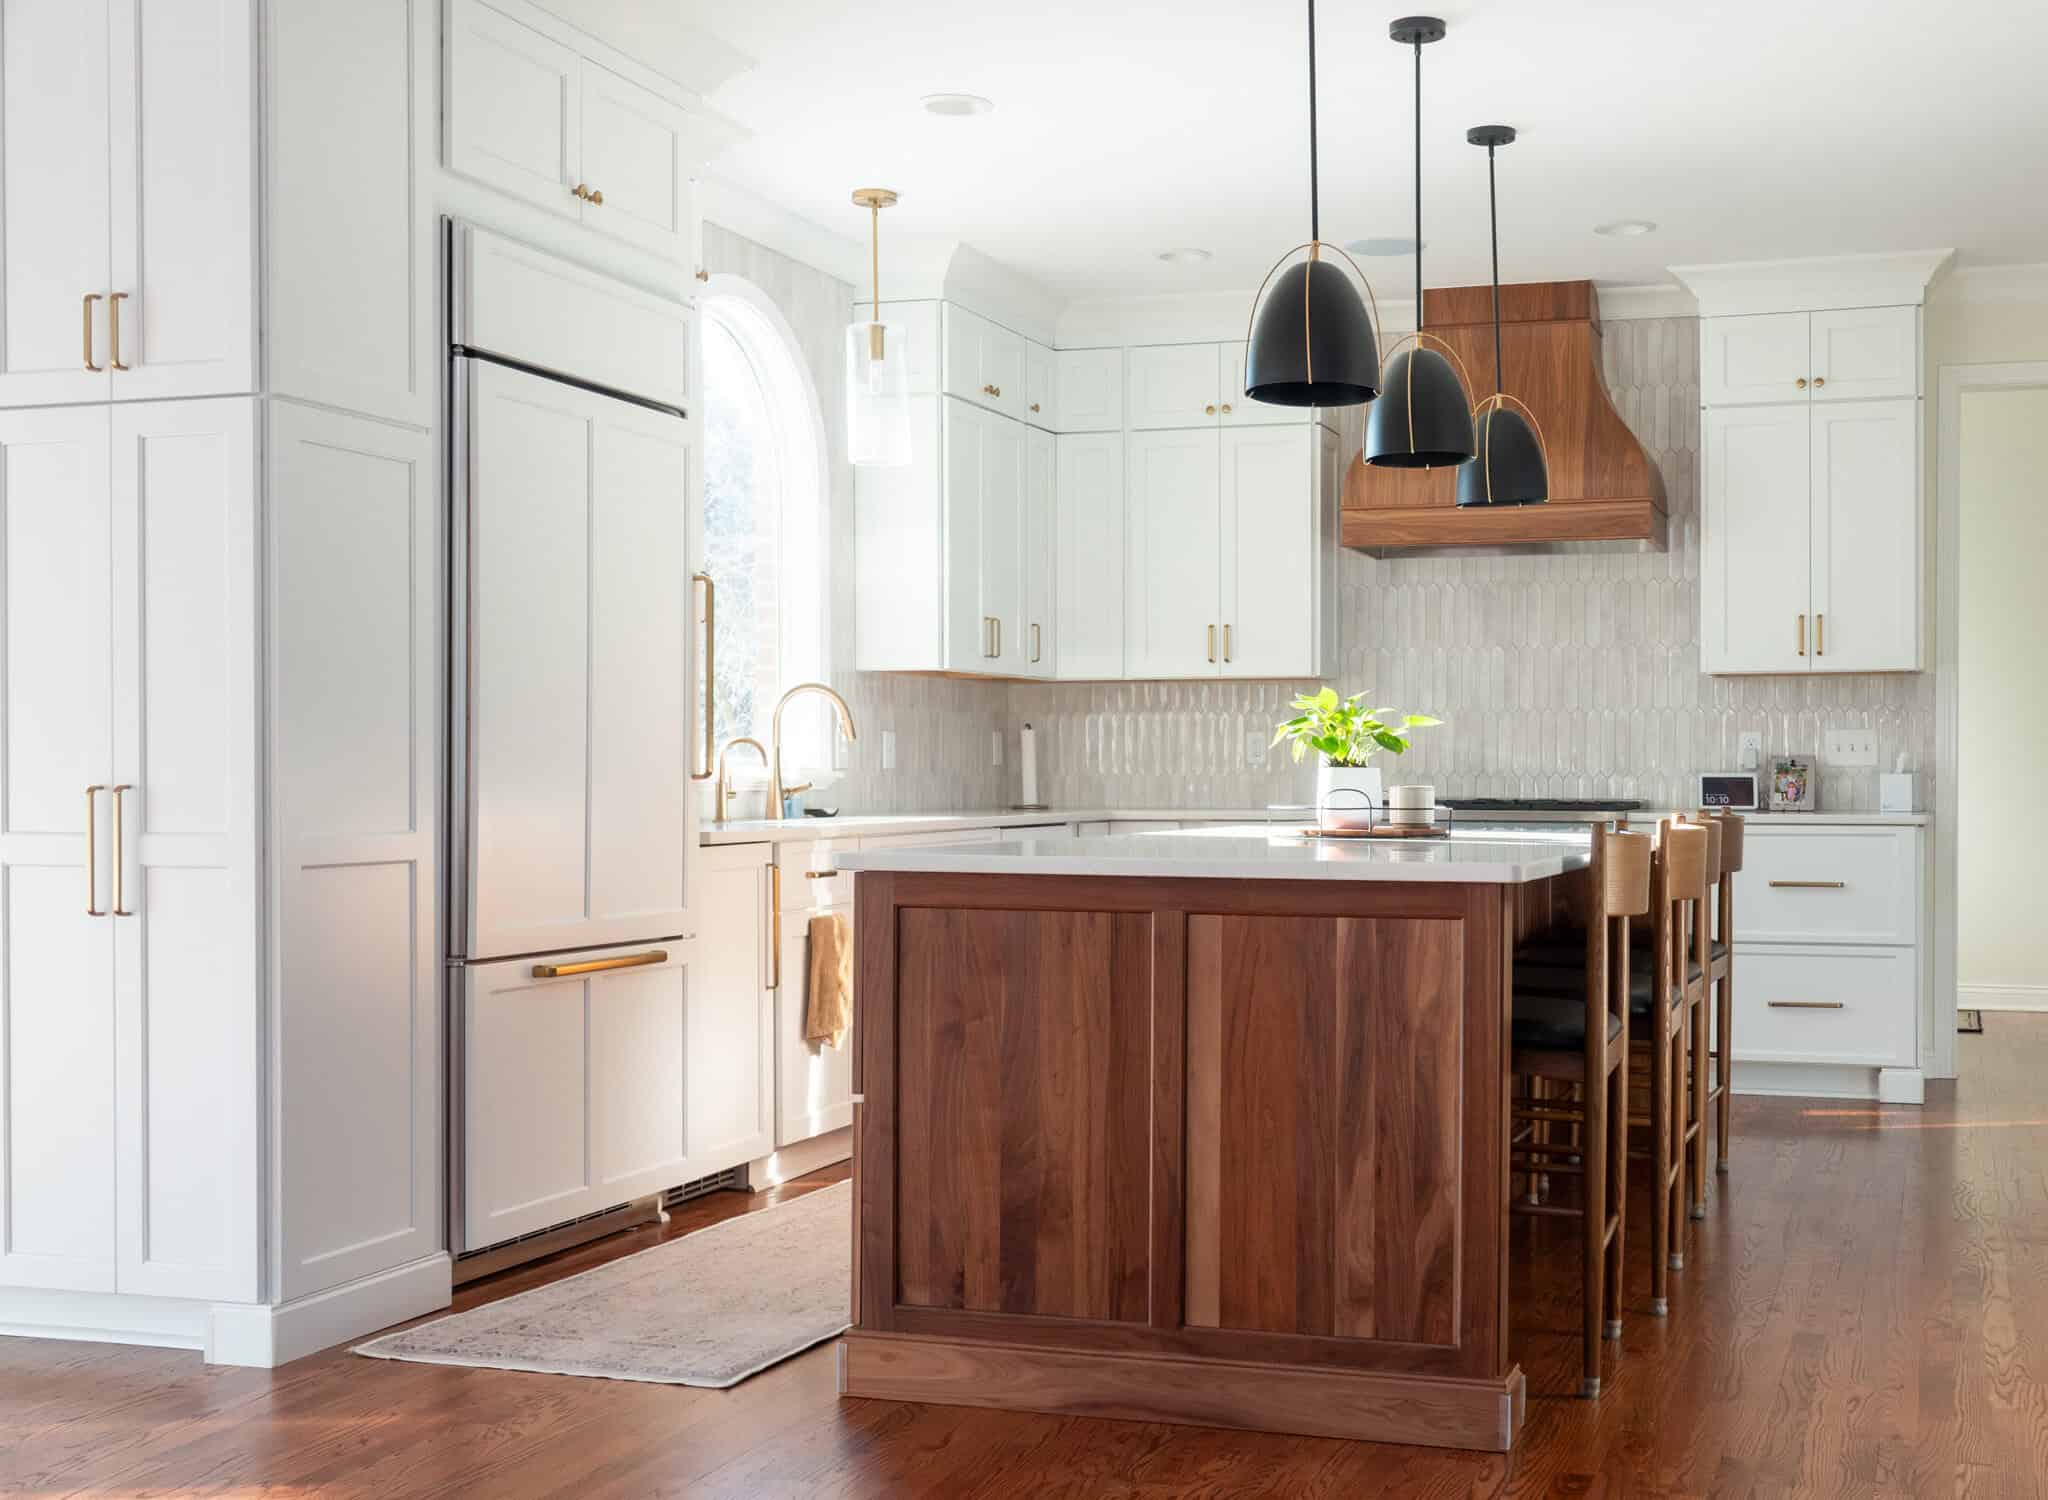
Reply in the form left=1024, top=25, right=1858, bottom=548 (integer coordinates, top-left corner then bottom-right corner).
left=0, top=0, right=441, bottom=1361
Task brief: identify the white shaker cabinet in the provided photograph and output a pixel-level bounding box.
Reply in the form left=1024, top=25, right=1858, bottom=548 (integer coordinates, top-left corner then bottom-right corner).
left=0, top=0, right=255, bottom=407
left=943, top=304, right=1026, bottom=422
left=1220, top=425, right=1332, bottom=679
left=1701, top=306, right=1917, bottom=407
left=1127, top=343, right=1223, bottom=429
left=1125, top=427, right=1222, bottom=677
left=1055, top=348, right=1123, bottom=432
left=1701, top=404, right=1811, bottom=673
left=1024, top=341, right=1056, bottom=429
left=685, top=845, right=774, bottom=1171
left=1055, top=432, right=1125, bottom=678
left=942, top=397, right=1026, bottom=674
left=1022, top=427, right=1056, bottom=677
left=1700, top=313, right=1812, bottom=407
left=773, top=840, right=855, bottom=1147
left=1808, top=398, right=1919, bottom=673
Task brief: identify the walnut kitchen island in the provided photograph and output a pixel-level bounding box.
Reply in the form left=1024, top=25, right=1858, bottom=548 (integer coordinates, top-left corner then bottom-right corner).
left=833, top=826, right=1592, bottom=1452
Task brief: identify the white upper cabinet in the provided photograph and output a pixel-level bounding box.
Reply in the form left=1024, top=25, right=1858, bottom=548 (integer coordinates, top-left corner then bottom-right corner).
left=943, top=304, right=1026, bottom=421
left=1701, top=307, right=1918, bottom=405
left=1056, top=348, right=1123, bottom=433
left=1127, top=343, right=1222, bottom=429
left=1809, top=307, right=1918, bottom=402
left=1808, top=398, right=1919, bottom=672
left=1055, top=432, right=1124, bottom=678
left=1220, top=340, right=1310, bottom=426
left=1220, top=426, right=1324, bottom=678
left=1022, top=428, right=1055, bottom=677
left=1024, top=340, right=1056, bottom=429
left=445, top=0, right=729, bottom=259
left=1124, top=428, right=1222, bottom=677
left=0, top=0, right=254, bottom=408
left=1702, top=404, right=1815, bottom=674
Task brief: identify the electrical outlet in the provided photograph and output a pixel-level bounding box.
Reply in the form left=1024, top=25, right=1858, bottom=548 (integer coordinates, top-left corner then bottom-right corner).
left=879, top=729, right=896, bottom=771
left=992, top=729, right=1003, bottom=766
left=1245, top=729, right=1267, bottom=768
left=832, top=725, right=850, bottom=771
left=1737, top=730, right=1763, bottom=771
left=1825, top=728, right=1878, bottom=767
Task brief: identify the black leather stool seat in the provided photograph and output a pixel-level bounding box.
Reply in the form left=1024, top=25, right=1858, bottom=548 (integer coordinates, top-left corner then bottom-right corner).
left=1511, top=990, right=1626, bottom=1052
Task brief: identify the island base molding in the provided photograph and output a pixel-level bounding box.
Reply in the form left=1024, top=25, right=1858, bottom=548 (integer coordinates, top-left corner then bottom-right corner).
left=839, top=1332, right=1526, bottom=1452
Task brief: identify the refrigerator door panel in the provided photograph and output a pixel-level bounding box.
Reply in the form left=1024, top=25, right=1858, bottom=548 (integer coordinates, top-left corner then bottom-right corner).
left=458, top=357, right=698, bottom=960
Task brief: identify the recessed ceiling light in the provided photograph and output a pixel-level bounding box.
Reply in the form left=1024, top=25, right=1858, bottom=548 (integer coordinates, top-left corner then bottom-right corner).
left=1157, top=248, right=1212, bottom=265
left=1344, top=236, right=1423, bottom=257
left=1594, top=219, right=1658, bottom=238
left=921, top=92, right=993, bottom=117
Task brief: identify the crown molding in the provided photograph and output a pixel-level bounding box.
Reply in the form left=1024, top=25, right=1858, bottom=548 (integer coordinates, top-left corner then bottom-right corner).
left=695, top=175, right=866, bottom=288
left=1669, top=249, right=1955, bottom=317
left=1597, top=281, right=1698, bottom=321
left=1928, top=261, right=2048, bottom=307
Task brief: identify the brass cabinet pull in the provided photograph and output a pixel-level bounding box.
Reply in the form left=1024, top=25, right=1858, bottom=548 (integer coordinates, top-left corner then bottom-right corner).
left=1223, top=623, right=1232, bottom=662
left=1797, top=613, right=1806, bottom=656
left=1220, top=403, right=1233, bottom=415
left=1204, top=404, right=1217, bottom=416
left=1206, top=624, right=1216, bottom=663
left=691, top=573, right=715, bottom=780
left=572, top=183, right=592, bottom=201
left=1795, top=377, right=1808, bottom=390
left=1815, top=612, right=1824, bottom=656
left=1029, top=402, right=1041, bottom=413
left=1031, top=622, right=1041, bottom=663
left=589, top=187, right=603, bottom=205
left=804, top=867, right=835, bottom=879
left=981, top=383, right=1000, bottom=398
left=85, top=785, right=106, bottom=915
left=531, top=948, right=667, bottom=979
left=83, top=294, right=102, bottom=372
left=110, top=784, right=134, bottom=916
left=1767, top=1000, right=1844, bottom=1010
left=1812, top=376, right=1825, bottom=388
left=1768, top=879, right=1846, bottom=889
left=770, top=867, right=782, bottom=989
left=108, top=293, right=129, bottom=371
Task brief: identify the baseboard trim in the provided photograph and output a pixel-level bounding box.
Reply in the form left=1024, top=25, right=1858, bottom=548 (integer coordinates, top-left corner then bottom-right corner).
left=1960, top=983, right=2048, bottom=1013
left=0, top=1287, right=212, bottom=1351
left=207, top=1253, right=452, bottom=1368
left=748, top=1126, right=851, bottom=1187
left=840, top=1331, right=1524, bottom=1452
left=1730, top=1059, right=1920, bottom=1102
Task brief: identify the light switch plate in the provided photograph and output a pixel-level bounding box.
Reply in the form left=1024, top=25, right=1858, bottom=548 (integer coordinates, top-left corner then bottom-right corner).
left=1825, top=728, right=1878, bottom=767
left=879, top=729, right=896, bottom=771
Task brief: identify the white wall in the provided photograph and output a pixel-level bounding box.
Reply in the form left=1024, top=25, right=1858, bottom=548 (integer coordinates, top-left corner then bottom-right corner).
left=1956, top=385, right=2048, bottom=1006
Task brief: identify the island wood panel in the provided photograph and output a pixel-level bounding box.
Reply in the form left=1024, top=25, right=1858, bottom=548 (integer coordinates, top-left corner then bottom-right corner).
left=892, top=905, right=1152, bottom=1322
left=1186, top=914, right=1463, bottom=1346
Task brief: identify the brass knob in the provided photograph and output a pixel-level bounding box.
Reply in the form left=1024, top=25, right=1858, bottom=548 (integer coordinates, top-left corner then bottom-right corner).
left=1204, top=404, right=1217, bottom=415
left=1812, top=376, right=1825, bottom=388
left=983, top=383, right=1000, bottom=397
left=1030, top=402, right=1041, bottom=413
left=589, top=188, right=603, bottom=205
left=1795, top=377, right=1808, bottom=390
left=572, top=183, right=590, bottom=200
left=1220, top=403, right=1233, bottom=415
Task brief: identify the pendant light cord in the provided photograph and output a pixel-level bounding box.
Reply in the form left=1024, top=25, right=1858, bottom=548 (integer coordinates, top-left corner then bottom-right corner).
left=1412, top=38, right=1422, bottom=328
left=1488, top=144, right=1501, bottom=394
left=871, top=201, right=881, bottom=309
left=1307, top=0, right=1320, bottom=245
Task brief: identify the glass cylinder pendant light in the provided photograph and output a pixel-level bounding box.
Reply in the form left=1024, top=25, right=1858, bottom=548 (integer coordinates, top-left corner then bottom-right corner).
left=1364, top=17, right=1477, bottom=469
left=847, top=188, right=910, bottom=467
left=1242, top=0, right=1381, bottom=408
left=1457, top=126, right=1551, bottom=506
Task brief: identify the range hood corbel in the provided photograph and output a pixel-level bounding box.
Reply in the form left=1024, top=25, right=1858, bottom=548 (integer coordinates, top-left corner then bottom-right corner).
left=1342, top=279, right=1666, bottom=550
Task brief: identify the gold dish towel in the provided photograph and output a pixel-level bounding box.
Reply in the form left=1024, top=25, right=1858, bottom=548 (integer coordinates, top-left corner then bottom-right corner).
left=805, top=911, right=853, bottom=1049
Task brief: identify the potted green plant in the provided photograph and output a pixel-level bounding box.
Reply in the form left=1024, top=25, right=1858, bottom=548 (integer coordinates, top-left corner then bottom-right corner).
left=1272, top=689, right=1440, bottom=828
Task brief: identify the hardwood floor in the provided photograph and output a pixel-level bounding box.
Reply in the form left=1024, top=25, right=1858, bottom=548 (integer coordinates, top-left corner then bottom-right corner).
left=11, top=1019, right=2048, bottom=1497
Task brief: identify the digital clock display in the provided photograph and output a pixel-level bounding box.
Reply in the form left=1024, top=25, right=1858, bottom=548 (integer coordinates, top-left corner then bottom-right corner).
left=1699, top=773, right=1760, bottom=810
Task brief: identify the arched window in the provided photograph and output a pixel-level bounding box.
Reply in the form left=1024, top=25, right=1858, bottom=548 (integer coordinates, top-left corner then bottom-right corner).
left=699, top=277, right=829, bottom=780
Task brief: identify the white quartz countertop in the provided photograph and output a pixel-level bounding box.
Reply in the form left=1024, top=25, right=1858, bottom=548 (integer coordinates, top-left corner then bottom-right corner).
left=829, top=824, right=1593, bottom=885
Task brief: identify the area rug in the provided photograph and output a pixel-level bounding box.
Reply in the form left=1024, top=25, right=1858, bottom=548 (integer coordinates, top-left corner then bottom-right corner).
left=353, top=1181, right=851, bottom=1387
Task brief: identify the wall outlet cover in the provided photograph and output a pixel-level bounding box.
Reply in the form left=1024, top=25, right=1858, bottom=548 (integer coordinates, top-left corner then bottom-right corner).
left=1825, top=728, right=1878, bottom=767
left=879, top=729, right=896, bottom=771
left=1737, top=730, right=1763, bottom=770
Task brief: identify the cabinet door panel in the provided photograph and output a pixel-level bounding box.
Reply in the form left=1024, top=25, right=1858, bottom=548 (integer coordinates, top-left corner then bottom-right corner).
left=1810, top=398, right=1918, bottom=671
left=0, top=0, right=112, bottom=405
left=981, top=323, right=1025, bottom=421
left=1810, top=307, right=1916, bottom=402
left=980, top=415, right=1026, bottom=673
left=1024, top=341, right=1055, bottom=427
left=688, top=849, right=771, bottom=1167
left=1055, top=347, right=1123, bottom=432
left=1021, top=428, right=1055, bottom=677
left=579, top=60, right=690, bottom=257
left=941, top=304, right=986, bottom=407
left=1220, top=340, right=1311, bottom=426
left=941, top=398, right=986, bottom=671
left=777, top=907, right=854, bottom=1146
left=0, top=407, right=113, bottom=1291
left=1125, top=428, right=1220, bottom=677
left=108, top=0, right=256, bottom=401
left=588, top=957, right=690, bottom=1194
left=445, top=0, right=580, bottom=218
left=111, top=398, right=259, bottom=1300
left=1701, top=313, right=1810, bottom=406
left=463, top=957, right=593, bottom=1247
left=1701, top=404, right=1810, bottom=673
left=1127, top=343, right=1220, bottom=429
left=1055, top=433, right=1124, bottom=678
left=1221, top=427, right=1315, bottom=678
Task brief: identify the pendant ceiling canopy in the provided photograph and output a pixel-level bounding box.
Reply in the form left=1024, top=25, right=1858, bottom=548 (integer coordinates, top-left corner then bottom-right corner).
left=1364, top=16, right=1477, bottom=470
left=846, top=187, right=911, bottom=468
left=1242, top=0, right=1380, bottom=409
left=1457, top=126, right=1551, bottom=507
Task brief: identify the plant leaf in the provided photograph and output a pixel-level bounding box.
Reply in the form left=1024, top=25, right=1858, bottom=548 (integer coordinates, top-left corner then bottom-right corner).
left=1404, top=714, right=1442, bottom=727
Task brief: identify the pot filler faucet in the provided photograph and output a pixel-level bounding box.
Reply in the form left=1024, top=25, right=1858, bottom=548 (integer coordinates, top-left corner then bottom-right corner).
left=769, top=682, right=858, bottom=814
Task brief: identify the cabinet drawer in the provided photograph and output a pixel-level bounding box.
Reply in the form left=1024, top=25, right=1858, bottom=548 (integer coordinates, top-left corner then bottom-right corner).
left=1733, top=945, right=1916, bottom=1068
left=1734, top=828, right=1917, bottom=944
left=778, top=838, right=856, bottom=911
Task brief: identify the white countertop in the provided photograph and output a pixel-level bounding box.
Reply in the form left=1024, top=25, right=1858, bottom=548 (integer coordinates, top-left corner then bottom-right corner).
left=830, top=823, right=1593, bottom=885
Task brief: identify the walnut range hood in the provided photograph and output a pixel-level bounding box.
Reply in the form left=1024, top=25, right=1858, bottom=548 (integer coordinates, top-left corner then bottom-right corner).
left=1342, top=279, right=1665, bottom=548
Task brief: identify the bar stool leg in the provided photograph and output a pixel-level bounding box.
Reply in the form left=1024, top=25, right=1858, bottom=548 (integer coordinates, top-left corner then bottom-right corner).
left=1668, top=1008, right=1688, bottom=1270
left=1717, top=882, right=1734, bottom=1173
left=1582, top=1035, right=1608, bottom=1397
left=1605, top=1024, right=1627, bottom=1341
left=1649, top=990, right=1671, bottom=1315
left=1689, top=979, right=1710, bottom=1221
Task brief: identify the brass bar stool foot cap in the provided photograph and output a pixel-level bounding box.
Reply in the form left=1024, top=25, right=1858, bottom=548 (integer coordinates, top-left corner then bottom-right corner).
left=1604, top=1319, right=1624, bottom=1340
left=1650, top=1299, right=1669, bottom=1318
left=1580, top=1378, right=1602, bottom=1399
left=1668, top=1253, right=1685, bottom=1271
left=1716, top=1160, right=1731, bottom=1173
left=1690, top=1204, right=1707, bottom=1221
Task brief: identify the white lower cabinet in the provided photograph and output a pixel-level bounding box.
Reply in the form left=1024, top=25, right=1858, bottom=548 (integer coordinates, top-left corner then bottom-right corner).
left=688, top=845, right=774, bottom=1169
left=1734, top=945, right=1917, bottom=1069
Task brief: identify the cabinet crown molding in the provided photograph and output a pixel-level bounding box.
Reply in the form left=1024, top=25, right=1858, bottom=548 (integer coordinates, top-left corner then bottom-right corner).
left=1671, top=250, right=1955, bottom=318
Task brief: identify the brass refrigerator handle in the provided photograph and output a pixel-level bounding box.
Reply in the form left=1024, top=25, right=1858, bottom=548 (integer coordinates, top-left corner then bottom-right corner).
left=110, top=785, right=133, bottom=916
left=108, top=293, right=130, bottom=372
left=83, top=294, right=102, bottom=372
left=530, top=948, right=667, bottom=979
left=691, top=573, right=714, bottom=779
left=85, top=785, right=106, bottom=915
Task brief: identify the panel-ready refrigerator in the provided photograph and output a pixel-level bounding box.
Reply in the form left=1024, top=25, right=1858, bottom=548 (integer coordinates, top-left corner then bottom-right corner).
left=445, top=221, right=707, bottom=1265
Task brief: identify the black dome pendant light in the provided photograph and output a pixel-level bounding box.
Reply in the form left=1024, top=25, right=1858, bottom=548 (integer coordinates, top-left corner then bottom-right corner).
left=1364, top=16, right=1477, bottom=468
left=1457, top=125, right=1551, bottom=506
left=1242, top=0, right=1381, bottom=408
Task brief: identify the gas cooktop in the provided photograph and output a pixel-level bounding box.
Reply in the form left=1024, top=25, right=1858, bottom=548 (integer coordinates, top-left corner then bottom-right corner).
left=1440, top=798, right=1643, bottom=813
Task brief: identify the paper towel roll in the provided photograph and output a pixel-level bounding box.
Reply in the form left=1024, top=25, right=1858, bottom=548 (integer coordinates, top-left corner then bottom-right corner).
left=1020, top=723, right=1038, bottom=807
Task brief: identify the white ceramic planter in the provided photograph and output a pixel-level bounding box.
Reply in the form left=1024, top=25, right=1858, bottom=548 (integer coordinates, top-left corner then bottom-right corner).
left=1315, top=763, right=1384, bottom=829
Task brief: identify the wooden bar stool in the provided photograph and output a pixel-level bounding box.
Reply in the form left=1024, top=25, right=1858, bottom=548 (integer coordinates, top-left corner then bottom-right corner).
left=1508, top=822, right=1653, bottom=1396
left=1680, top=816, right=1721, bottom=1224
left=1698, top=810, right=1745, bottom=1173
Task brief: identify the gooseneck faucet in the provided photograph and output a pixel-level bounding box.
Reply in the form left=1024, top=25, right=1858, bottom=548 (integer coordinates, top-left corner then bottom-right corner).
left=713, top=736, right=768, bottom=824
left=769, top=682, right=858, bottom=816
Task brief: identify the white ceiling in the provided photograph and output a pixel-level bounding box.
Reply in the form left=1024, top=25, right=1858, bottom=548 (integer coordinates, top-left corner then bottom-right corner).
left=681, top=0, right=2048, bottom=302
